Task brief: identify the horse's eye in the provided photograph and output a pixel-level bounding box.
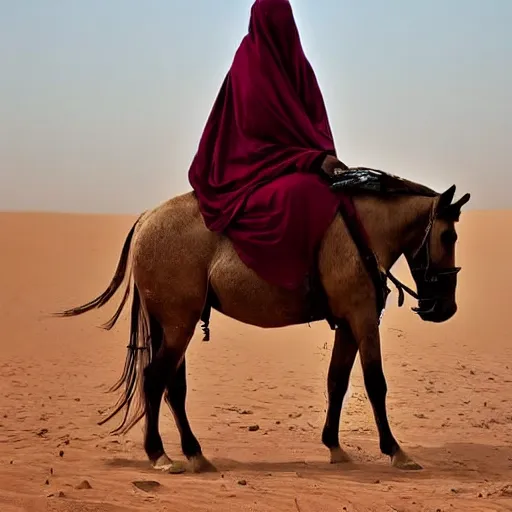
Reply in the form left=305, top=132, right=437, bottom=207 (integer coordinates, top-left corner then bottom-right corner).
left=441, top=229, right=458, bottom=246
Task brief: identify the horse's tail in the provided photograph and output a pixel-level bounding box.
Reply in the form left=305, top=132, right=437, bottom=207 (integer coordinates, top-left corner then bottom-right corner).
left=54, top=212, right=145, bottom=331
left=98, top=283, right=152, bottom=434
left=55, top=211, right=153, bottom=434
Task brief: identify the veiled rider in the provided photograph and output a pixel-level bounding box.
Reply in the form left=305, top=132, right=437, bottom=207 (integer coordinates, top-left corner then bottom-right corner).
left=189, top=0, right=349, bottom=290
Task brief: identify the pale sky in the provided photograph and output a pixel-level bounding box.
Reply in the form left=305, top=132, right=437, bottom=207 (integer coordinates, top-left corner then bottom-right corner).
left=1, top=0, right=511, bottom=213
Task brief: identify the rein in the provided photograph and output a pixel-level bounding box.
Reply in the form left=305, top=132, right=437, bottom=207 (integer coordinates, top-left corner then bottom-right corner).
left=382, top=270, right=418, bottom=307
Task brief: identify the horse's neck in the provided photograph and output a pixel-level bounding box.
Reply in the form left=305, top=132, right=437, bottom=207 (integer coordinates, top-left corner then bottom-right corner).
left=354, top=194, right=435, bottom=270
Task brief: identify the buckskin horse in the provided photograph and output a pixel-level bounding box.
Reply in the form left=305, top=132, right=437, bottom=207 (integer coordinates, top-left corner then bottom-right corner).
left=57, top=170, right=470, bottom=473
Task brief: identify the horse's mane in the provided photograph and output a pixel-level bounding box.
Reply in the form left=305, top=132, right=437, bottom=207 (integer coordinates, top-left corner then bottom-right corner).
left=330, top=168, right=438, bottom=198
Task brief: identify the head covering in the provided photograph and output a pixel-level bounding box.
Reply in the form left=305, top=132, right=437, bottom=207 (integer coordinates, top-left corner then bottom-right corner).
left=188, top=0, right=337, bottom=233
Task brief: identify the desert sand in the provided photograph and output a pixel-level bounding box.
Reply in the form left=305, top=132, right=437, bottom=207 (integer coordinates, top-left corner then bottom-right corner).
left=0, top=210, right=511, bottom=512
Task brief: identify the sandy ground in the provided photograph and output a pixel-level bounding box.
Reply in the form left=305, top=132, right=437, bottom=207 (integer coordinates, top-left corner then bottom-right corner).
left=0, top=210, right=511, bottom=512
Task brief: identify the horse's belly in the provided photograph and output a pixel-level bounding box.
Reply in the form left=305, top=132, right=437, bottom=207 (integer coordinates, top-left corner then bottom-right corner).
left=209, top=239, right=310, bottom=328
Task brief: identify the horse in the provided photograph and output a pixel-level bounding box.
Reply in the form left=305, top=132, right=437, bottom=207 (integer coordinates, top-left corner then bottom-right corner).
left=57, top=174, right=470, bottom=473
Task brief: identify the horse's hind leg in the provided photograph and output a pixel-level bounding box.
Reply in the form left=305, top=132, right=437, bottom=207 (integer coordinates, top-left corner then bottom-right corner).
left=322, top=321, right=358, bottom=464
left=165, top=358, right=216, bottom=473
left=143, top=313, right=196, bottom=473
left=142, top=318, right=178, bottom=471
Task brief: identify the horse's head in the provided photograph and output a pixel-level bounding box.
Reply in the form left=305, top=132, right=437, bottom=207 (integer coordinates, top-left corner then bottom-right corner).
left=405, top=185, right=470, bottom=323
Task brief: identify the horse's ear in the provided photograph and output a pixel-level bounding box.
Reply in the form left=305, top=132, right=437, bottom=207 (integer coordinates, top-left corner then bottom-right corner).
left=440, top=192, right=471, bottom=221
left=437, top=185, right=456, bottom=213
left=453, top=192, right=471, bottom=210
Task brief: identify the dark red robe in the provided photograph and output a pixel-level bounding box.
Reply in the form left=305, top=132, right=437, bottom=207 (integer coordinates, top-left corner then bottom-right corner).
left=188, top=0, right=344, bottom=289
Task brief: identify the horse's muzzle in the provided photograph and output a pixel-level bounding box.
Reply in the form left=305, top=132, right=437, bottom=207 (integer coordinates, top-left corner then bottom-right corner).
left=413, top=299, right=457, bottom=323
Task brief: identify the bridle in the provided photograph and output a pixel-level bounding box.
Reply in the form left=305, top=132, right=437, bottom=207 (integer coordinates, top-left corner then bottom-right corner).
left=381, top=200, right=461, bottom=316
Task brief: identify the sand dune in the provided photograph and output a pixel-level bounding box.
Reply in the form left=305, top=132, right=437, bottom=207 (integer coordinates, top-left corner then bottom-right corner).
left=0, top=210, right=511, bottom=511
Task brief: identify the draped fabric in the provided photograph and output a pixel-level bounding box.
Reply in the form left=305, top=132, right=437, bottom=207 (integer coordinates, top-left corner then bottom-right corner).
left=189, top=0, right=344, bottom=289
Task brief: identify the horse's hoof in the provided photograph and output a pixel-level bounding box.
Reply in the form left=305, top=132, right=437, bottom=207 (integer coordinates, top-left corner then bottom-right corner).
left=391, top=449, right=423, bottom=470
left=153, top=454, right=172, bottom=470
left=153, top=454, right=187, bottom=474
left=167, top=460, right=187, bottom=474
left=330, top=446, right=351, bottom=464
left=189, top=454, right=217, bottom=473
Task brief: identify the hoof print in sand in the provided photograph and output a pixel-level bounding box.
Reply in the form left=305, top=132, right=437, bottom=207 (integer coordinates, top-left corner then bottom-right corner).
left=133, top=480, right=162, bottom=493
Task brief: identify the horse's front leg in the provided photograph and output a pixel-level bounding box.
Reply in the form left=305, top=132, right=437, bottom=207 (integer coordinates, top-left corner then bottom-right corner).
left=322, top=320, right=358, bottom=463
left=348, top=309, right=422, bottom=470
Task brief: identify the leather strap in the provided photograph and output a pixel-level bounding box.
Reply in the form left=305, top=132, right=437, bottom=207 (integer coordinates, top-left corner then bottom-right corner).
left=336, top=196, right=390, bottom=321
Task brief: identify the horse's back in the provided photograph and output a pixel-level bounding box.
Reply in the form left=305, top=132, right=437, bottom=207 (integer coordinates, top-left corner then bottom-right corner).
left=135, top=192, right=211, bottom=240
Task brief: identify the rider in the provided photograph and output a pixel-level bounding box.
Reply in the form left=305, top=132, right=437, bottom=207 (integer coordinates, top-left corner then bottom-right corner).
left=188, top=0, right=348, bottom=290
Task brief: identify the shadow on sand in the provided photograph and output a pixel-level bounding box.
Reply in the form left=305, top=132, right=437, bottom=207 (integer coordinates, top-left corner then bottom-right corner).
left=105, top=442, right=512, bottom=483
